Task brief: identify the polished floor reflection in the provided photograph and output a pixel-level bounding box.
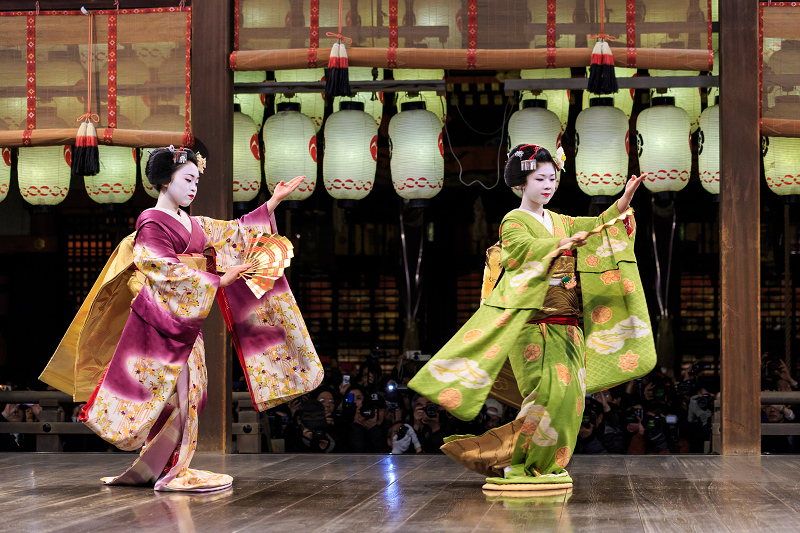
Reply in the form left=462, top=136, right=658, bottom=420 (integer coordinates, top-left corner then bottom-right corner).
left=2, top=453, right=799, bottom=532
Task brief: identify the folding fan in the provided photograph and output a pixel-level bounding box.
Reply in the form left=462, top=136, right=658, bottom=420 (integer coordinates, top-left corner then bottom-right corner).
left=239, top=231, right=295, bottom=298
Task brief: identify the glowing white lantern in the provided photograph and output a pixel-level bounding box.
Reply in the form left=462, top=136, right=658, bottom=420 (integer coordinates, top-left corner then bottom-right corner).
left=323, top=101, right=378, bottom=207
left=697, top=97, right=720, bottom=195
left=764, top=137, right=800, bottom=197
left=334, top=67, right=384, bottom=127
left=18, top=108, right=71, bottom=207
left=140, top=106, right=186, bottom=198
left=507, top=100, right=562, bottom=198
left=0, top=148, right=9, bottom=204
left=637, top=96, right=692, bottom=195
left=233, top=107, right=262, bottom=203
left=394, top=69, right=446, bottom=126
left=575, top=98, right=629, bottom=201
left=38, top=56, right=85, bottom=128
left=519, top=69, right=571, bottom=132
left=263, top=102, right=317, bottom=205
left=388, top=101, right=444, bottom=207
left=235, top=70, right=267, bottom=128
left=649, top=71, right=703, bottom=132
left=85, top=147, right=137, bottom=204
left=274, top=69, right=325, bottom=131
left=133, top=42, right=178, bottom=70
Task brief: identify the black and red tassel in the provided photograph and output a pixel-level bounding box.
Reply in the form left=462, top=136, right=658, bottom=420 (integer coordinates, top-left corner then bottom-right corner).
left=325, top=40, right=351, bottom=98
left=587, top=39, right=618, bottom=95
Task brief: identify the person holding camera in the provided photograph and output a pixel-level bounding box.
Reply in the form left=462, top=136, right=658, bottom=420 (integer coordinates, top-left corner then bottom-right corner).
left=284, top=399, right=337, bottom=453
left=685, top=378, right=717, bottom=452
left=412, top=394, right=451, bottom=453
left=388, top=422, right=423, bottom=454
left=627, top=405, right=690, bottom=454
left=347, top=392, right=390, bottom=453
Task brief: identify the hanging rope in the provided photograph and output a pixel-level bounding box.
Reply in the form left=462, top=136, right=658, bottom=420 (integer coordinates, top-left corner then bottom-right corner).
left=589, top=0, right=617, bottom=41
left=77, top=9, right=99, bottom=124
left=325, top=0, right=353, bottom=44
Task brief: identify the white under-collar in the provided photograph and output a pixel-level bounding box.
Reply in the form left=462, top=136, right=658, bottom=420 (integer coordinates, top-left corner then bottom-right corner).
left=516, top=208, right=553, bottom=236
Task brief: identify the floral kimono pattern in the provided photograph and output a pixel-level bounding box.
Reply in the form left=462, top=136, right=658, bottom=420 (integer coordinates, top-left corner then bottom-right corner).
left=41, top=203, right=322, bottom=491
left=408, top=203, right=655, bottom=484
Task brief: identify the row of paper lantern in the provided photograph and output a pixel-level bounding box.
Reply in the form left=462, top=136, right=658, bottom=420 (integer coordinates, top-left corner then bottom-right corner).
left=0, top=97, right=446, bottom=207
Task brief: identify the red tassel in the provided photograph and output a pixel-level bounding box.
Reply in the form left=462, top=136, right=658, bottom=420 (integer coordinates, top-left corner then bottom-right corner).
left=325, top=41, right=351, bottom=98
left=72, top=120, right=100, bottom=176
left=587, top=40, right=618, bottom=95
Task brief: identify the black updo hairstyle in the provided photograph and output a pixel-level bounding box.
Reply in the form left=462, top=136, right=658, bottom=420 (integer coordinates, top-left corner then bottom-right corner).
left=145, top=146, right=199, bottom=192
left=504, top=144, right=557, bottom=188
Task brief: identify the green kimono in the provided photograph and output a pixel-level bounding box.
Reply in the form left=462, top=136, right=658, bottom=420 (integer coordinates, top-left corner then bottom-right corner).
left=408, top=203, right=655, bottom=484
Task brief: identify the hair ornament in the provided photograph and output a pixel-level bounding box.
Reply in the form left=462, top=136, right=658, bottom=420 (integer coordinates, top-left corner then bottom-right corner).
left=554, top=146, right=567, bottom=172
left=196, top=153, right=207, bottom=174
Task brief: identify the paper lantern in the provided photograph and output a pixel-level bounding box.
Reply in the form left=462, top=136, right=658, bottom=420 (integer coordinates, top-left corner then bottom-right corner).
left=115, top=57, right=152, bottom=129
left=648, top=71, right=703, bottom=132
left=507, top=100, right=563, bottom=198
left=240, top=0, right=291, bottom=50
left=37, top=55, right=85, bottom=128
left=394, top=69, right=446, bottom=126
left=763, top=137, right=800, bottom=198
left=85, top=147, right=137, bottom=205
left=0, top=120, right=9, bottom=203
left=334, top=67, right=384, bottom=127
left=263, top=102, right=317, bottom=205
left=388, top=101, right=444, bottom=207
left=132, top=42, right=179, bottom=70
left=583, top=68, right=637, bottom=119
left=575, top=99, right=629, bottom=201
left=0, top=52, right=27, bottom=128
left=235, top=70, right=267, bottom=128
left=18, top=108, right=71, bottom=207
left=637, top=96, right=692, bottom=195
left=697, top=96, right=720, bottom=195
left=323, top=102, right=378, bottom=207
left=274, top=69, right=325, bottom=132
left=233, top=107, right=262, bottom=203
left=519, top=69, right=571, bottom=132
left=412, top=0, right=462, bottom=49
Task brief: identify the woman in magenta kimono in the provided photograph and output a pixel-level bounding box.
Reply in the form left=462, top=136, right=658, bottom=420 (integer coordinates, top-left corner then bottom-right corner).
left=45, top=146, right=322, bottom=491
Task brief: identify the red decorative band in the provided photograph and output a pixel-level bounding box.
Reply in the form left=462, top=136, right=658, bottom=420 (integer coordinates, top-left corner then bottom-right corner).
left=707, top=0, right=713, bottom=71
left=22, top=129, right=32, bottom=146
left=103, top=128, right=113, bottom=145
left=387, top=47, right=397, bottom=69
left=626, top=0, right=636, bottom=67
left=185, top=10, right=192, bottom=138
left=526, top=315, right=579, bottom=326
left=230, top=51, right=237, bottom=70
left=182, top=132, right=194, bottom=148
left=467, top=0, right=477, bottom=69
left=309, top=0, right=319, bottom=68
left=107, top=13, right=118, bottom=128
left=0, top=7, right=191, bottom=16
left=389, top=0, right=398, bottom=49
left=26, top=14, right=35, bottom=130
left=546, top=0, right=556, bottom=68
left=234, top=0, right=240, bottom=52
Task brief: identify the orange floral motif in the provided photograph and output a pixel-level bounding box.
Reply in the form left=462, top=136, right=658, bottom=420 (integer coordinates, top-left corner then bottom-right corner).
left=494, top=312, right=512, bottom=327
left=526, top=251, right=533, bottom=259
left=524, top=344, right=542, bottom=362
left=566, top=216, right=575, bottom=226
left=608, top=226, right=619, bottom=236
left=439, top=388, right=463, bottom=410
left=577, top=396, right=583, bottom=415
left=499, top=296, right=509, bottom=302
left=463, top=329, right=484, bottom=343
left=567, top=326, right=581, bottom=346
left=484, top=344, right=501, bottom=359
left=591, top=305, right=612, bottom=324
left=507, top=258, right=520, bottom=269
left=554, top=227, right=566, bottom=237
left=510, top=222, right=523, bottom=229
left=503, top=239, right=509, bottom=246
left=623, top=279, right=635, bottom=294
left=522, top=436, right=532, bottom=453
left=521, top=419, right=538, bottom=435
left=585, top=255, right=599, bottom=267
left=600, top=269, right=621, bottom=285
left=618, top=350, right=640, bottom=372
left=516, top=284, right=528, bottom=294
left=555, top=446, right=571, bottom=468
left=556, top=363, right=572, bottom=385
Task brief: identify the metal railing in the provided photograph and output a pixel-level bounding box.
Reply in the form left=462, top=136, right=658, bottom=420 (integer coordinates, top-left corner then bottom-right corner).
left=0, top=391, right=270, bottom=453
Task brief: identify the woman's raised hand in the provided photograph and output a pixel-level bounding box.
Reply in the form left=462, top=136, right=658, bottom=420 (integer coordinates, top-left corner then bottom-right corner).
left=617, top=173, right=647, bottom=213
left=273, top=176, right=306, bottom=202
left=220, top=263, right=252, bottom=288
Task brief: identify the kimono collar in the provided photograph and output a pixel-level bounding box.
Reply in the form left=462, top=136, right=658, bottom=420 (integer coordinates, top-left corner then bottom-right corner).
left=514, top=208, right=554, bottom=236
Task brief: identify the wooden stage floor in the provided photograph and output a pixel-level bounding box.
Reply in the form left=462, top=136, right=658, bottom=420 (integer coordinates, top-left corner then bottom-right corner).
left=3, top=453, right=800, bottom=532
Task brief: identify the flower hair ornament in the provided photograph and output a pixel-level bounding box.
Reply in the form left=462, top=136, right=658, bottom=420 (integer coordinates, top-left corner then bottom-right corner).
left=195, top=153, right=207, bottom=174
left=512, top=144, right=567, bottom=172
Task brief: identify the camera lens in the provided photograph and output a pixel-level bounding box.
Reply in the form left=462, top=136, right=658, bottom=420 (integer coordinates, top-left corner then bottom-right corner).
left=424, top=404, right=438, bottom=418
left=397, top=425, right=408, bottom=440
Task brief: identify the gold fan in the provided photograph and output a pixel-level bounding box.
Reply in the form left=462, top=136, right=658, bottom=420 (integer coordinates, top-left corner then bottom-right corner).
left=239, top=231, right=294, bottom=298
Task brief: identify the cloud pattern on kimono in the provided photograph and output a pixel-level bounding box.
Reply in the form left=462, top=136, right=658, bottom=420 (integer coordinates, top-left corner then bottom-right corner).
left=509, top=261, right=545, bottom=287
left=519, top=404, right=559, bottom=446
left=586, top=315, right=651, bottom=354
left=595, top=236, right=628, bottom=258
left=428, top=357, right=492, bottom=389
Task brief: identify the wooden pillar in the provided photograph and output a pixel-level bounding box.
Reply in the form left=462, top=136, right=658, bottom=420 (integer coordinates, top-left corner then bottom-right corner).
left=191, top=0, right=234, bottom=453
left=719, top=0, right=760, bottom=454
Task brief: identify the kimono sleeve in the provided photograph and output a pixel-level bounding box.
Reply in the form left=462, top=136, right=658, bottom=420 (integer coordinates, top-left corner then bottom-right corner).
left=194, top=202, right=273, bottom=273
left=133, top=222, right=220, bottom=343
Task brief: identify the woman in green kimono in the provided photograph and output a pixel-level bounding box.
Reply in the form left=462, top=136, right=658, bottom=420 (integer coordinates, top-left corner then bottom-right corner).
left=408, top=144, right=655, bottom=491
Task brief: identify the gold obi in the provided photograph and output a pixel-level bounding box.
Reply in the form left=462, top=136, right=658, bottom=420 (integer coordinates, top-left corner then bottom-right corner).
left=529, top=253, right=579, bottom=321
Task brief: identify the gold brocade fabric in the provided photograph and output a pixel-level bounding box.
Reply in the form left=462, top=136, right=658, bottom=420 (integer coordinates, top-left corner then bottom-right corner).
left=480, top=242, right=503, bottom=304
left=441, top=419, right=525, bottom=477
left=529, top=255, right=579, bottom=321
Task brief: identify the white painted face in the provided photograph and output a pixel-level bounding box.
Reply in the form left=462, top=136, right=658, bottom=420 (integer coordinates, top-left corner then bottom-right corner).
left=163, top=162, right=199, bottom=207
left=522, top=161, right=557, bottom=206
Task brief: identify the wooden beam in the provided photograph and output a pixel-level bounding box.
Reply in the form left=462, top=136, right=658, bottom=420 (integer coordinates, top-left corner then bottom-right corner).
left=719, top=0, right=761, bottom=455
left=234, top=80, right=446, bottom=95
left=191, top=0, right=234, bottom=454
left=504, top=76, right=719, bottom=94
left=0, top=0, right=188, bottom=10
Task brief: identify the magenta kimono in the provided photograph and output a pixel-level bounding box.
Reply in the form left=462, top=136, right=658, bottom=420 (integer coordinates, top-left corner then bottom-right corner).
left=75, top=203, right=322, bottom=491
